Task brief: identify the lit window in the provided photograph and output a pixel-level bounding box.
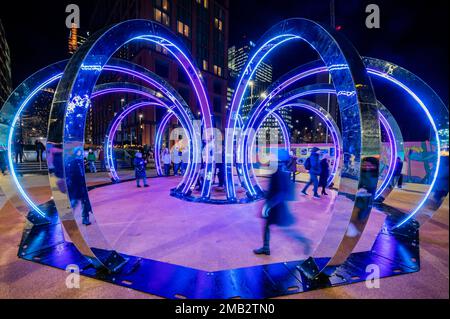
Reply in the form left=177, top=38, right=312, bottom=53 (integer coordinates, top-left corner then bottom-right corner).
left=162, top=0, right=169, bottom=11
left=162, top=12, right=170, bottom=26
left=214, top=18, right=223, bottom=31
left=213, top=65, right=222, bottom=76
left=203, top=60, right=208, bottom=71
left=154, top=9, right=162, bottom=22
left=196, top=0, right=208, bottom=9
left=177, top=21, right=190, bottom=37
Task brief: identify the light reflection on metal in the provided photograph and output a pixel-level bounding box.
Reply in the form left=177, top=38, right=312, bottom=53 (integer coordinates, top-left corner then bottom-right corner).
left=225, top=18, right=381, bottom=278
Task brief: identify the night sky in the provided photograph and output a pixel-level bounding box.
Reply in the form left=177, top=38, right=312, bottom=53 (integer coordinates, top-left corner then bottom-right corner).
left=1, top=0, right=448, bottom=140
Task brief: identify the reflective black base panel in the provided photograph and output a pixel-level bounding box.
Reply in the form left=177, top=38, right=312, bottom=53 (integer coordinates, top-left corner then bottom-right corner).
left=18, top=201, right=420, bottom=299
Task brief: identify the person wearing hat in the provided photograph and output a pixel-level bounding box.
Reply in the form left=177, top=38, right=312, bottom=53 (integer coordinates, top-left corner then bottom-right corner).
left=301, top=147, right=322, bottom=199
left=134, top=151, right=149, bottom=188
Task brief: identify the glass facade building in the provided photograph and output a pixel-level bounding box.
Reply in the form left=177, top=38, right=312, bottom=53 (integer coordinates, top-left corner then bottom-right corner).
left=0, top=19, right=12, bottom=108
left=228, top=41, right=292, bottom=140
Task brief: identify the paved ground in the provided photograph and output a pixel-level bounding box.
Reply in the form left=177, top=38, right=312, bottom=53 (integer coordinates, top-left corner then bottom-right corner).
left=0, top=173, right=448, bottom=299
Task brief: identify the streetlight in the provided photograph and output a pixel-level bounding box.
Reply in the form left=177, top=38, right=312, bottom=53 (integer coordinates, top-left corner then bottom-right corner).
left=139, top=114, right=144, bottom=146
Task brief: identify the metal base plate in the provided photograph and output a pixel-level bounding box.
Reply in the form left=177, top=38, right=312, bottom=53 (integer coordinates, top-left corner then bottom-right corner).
left=18, top=200, right=420, bottom=299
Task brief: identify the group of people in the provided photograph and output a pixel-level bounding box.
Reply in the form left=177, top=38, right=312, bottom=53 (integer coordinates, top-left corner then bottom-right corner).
left=12, top=139, right=46, bottom=164
left=161, top=146, right=189, bottom=177
left=287, top=147, right=331, bottom=199
left=85, top=148, right=105, bottom=173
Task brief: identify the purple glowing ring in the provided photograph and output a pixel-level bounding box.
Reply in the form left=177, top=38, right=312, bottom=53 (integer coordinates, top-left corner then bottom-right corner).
left=242, top=85, right=401, bottom=201
left=104, top=100, right=191, bottom=182
left=247, top=100, right=342, bottom=195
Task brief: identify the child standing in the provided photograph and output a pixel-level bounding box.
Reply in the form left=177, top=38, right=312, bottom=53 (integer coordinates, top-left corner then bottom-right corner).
left=134, top=152, right=149, bottom=188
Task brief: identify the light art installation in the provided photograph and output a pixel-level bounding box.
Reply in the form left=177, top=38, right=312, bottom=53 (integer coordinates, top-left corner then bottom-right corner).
left=0, top=18, right=448, bottom=298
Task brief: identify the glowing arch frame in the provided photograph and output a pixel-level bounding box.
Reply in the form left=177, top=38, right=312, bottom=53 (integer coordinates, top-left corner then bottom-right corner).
left=225, top=18, right=381, bottom=277
left=242, top=87, right=403, bottom=202
left=46, top=20, right=215, bottom=270
left=239, top=56, right=448, bottom=228
left=244, top=99, right=342, bottom=196
left=0, top=62, right=197, bottom=220
left=104, top=99, right=191, bottom=182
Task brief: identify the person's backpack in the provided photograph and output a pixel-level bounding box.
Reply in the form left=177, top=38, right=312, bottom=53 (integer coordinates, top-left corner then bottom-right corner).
left=304, top=157, right=311, bottom=170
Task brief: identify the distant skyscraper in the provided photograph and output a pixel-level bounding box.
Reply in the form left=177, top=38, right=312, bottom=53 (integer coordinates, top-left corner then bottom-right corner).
left=227, top=40, right=292, bottom=140
left=0, top=19, right=12, bottom=108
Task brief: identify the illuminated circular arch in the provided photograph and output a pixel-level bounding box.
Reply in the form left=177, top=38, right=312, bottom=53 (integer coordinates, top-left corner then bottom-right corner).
left=104, top=100, right=191, bottom=182
left=242, top=85, right=404, bottom=202
left=244, top=99, right=342, bottom=196
left=225, top=18, right=381, bottom=277
left=241, top=56, right=448, bottom=228
left=0, top=69, right=195, bottom=220
left=0, top=59, right=199, bottom=260
left=47, top=20, right=215, bottom=270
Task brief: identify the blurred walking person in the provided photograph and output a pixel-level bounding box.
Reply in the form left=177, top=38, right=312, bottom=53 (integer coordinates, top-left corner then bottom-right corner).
left=287, top=150, right=297, bottom=183
left=254, top=150, right=311, bottom=255
left=394, top=156, right=404, bottom=188
left=300, top=147, right=321, bottom=198
left=319, top=156, right=330, bottom=195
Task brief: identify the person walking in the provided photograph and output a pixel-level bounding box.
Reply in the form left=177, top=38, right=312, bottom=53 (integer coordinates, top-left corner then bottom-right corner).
left=319, top=156, right=330, bottom=195
left=394, top=156, right=404, bottom=188
left=0, top=146, right=7, bottom=175
left=172, top=146, right=182, bottom=176
left=181, top=147, right=189, bottom=175
left=98, top=147, right=105, bottom=171
left=287, top=150, right=297, bottom=183
left=162, top=147, right=171, bottom=176
left=134, top=152, right=149, bottom=188
left=253, top=150, right=311, bottom=255
left=14, top=139, right=24, bottom=164
left=35, top=140, right=46, bottom=162
left=300, top=147, right=321, bottom=199
left=87, top=149, right=97, bottom=173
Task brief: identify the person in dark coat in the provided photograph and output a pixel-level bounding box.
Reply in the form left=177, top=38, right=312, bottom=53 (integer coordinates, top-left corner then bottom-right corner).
left=134, top=152, right=149, bottom=188
left=287, top=150, right=297, bottom=183
left=253, top=150, right=297, bottom=255
left=0, top=146, right=7, bottom=175
left=66, top=147, right=92, bottom=226
left=35, top=140, right=46, bottom=162
left=393, top=156, right=404, bottom=188
left=14, top=139, right=24, bottom=163
left=301, top=147, right=322, bottom=198
left=319, top=156, right=330, bottom=195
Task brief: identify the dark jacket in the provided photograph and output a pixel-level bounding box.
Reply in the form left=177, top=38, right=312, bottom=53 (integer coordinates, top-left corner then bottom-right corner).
left=287, top=156, right=297, bottom=173
left=308, top=152, right=321, bottom=175
left=394, top=160, right=403, bottom=176
left=319, top=158, right=330, bottom=187
left=265, top=165, right=295, bottom=226
left=134, top=157, right=147, bottom=178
